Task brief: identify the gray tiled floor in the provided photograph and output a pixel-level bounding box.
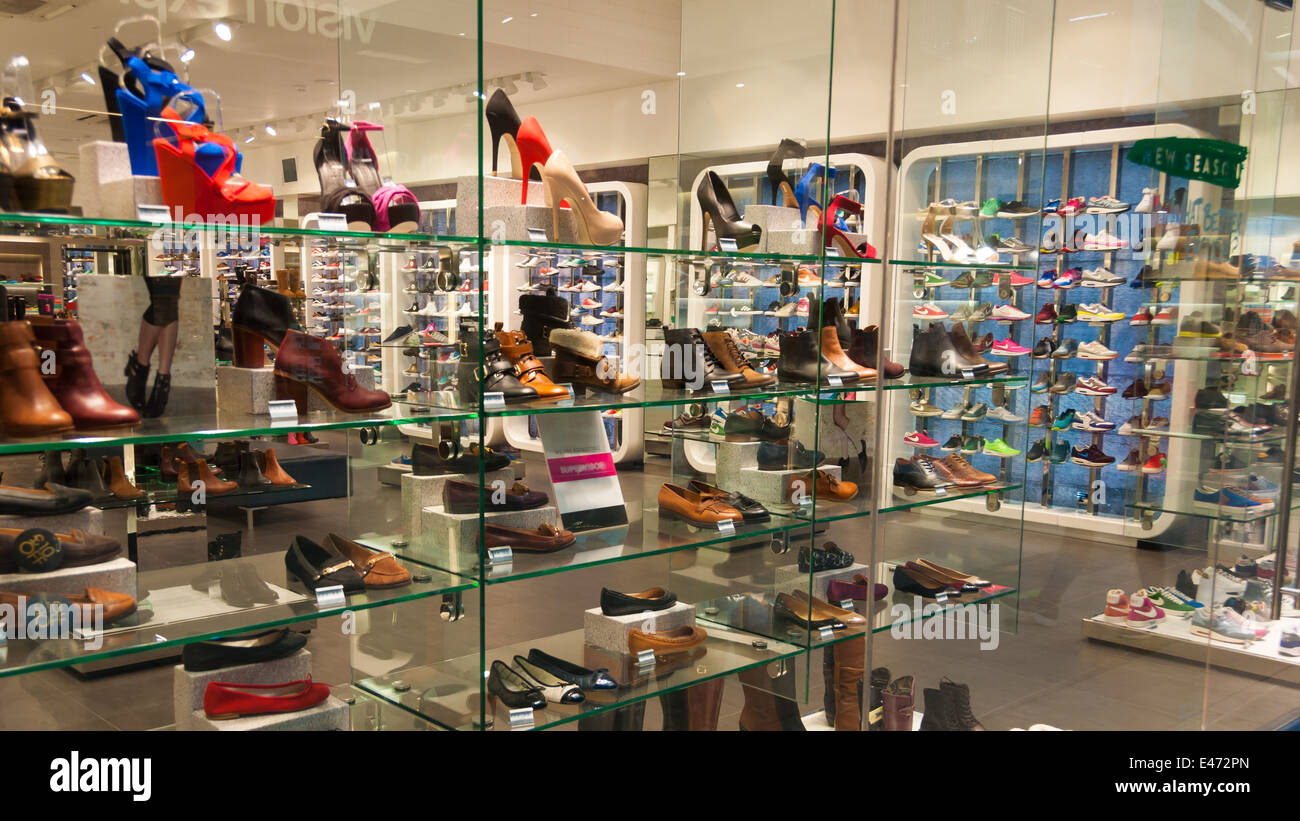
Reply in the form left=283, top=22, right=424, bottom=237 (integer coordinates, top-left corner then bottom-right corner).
left=2, top=432, right=1297, bottom=731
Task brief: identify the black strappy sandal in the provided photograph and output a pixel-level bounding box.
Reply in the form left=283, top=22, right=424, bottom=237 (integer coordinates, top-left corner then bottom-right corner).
left=314, top=119, right=375, bottom=231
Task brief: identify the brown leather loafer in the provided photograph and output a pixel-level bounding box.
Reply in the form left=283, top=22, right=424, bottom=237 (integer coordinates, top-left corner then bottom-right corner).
left=929, top=455, right=988, bottom=488
left=444, top=478, right=548, bottom=514
left=484, top=523, right=575, bottom=553
left=627, top=625, right=708, bottom=659
left=0, top=527, right=120, bottom=572
left=0, top=587, right=136, bottom=625
left=789, top=469, right=858, bottom=502
left=657, top=482, right=742, bottom=525
left=324, top=533, right=411, bottom=588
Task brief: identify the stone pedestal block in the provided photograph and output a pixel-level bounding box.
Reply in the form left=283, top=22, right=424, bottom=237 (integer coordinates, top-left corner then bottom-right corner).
left=419, top=504, right=560, bottom=554
left=483, top=204, right=578, bottom=244
left=216, top=364, right=375, bottom=415
left=455, top=175, right=545, bottom=237
left=401, top=469, right=514, bottom=537
left=0, top=507, right=103, bottom=537
left=0, top=556, right=135, bottom=598
left=191, top=695, right=350, bottom=731
left=583, top=600, right=696, bottom=655
left=743, top=205, right=805, bottom=250
left=765, top=229, right=818, bottom=256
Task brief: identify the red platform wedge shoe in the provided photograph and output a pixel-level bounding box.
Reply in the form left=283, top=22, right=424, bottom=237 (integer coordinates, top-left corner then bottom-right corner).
left=153, top=114, right=275, bottom=223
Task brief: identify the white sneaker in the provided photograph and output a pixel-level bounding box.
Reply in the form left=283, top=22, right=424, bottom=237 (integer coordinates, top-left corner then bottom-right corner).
left=941, top=402, right=969, bottom=421
left=1194, top=567, right=1246, bottom=605
left=992, top=304, right=1030, bottom=321
left=580, top=314, right=604, bottom=326
left=1086, top=196, right=1130, bottom=215
left=1081, top=267, right=1125, bottom=286
left=770, top=302, right=797, bottom=318
left=1135, top=188, right=1157, bottom=214
left=576, top=279, right=601, bottom=292
left=1157, top=224, right=1180, bottom=251
left=1081, top=230, right=1126, bottom=251
left=987, top=405, right=1023, bottom=423
left=1073, top=410, right=1116, bottom=432
left=1077, top=340, right=1118, bottom=360
left=732, top=271, right=765, bottom=287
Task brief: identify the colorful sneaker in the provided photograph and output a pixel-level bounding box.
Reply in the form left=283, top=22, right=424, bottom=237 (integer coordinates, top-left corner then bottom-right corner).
left=1130, top=306, right=1153, bottom=326
left=1087, top=196, right=1131, bottom=215
left=991, top=338, right=1030, bottom=356
left=940, top=434, right=964, bottom=452
left=960, top=435, right=984, bottom=455
left=1050, top=409, right=1076, bottom=431
left=1059, top=197, right=1086, bottom=216
left=979, top=198, right=1000, bottom=217
left=1053, top=268, right=1082, bottom=289
left=1073, top=410, right=1116, bottom=432
left=921, top=271, right=949, bottom=288
left=1280, top=629, right=1300, bottom=657
left=904, top=431, right=939, bottom=448
left=1146, top=586, right=1199, bottom=613
left=1035, top=303, right=1058, bottom=324
left=1037, top=270, right=1057, bottom=289
left=1077, top=340, right=1118, bottom=360
left=1189, top=606, right=1258, bottom=644
left=1082, top=230, right=1126, bottom=251
left=1075, top=376, right=1116, bottom=396
left=1029, top=405, right=1050, bottom=427
left=708, top=408, right=728, bottom=437
left=1104, top=589, right=1130, bottom=623
left=993, top=271, right=1035, bottom=287
left=1126, top=590, right=1166, bottom=627
left=987, top=405, right=1023, bottom=423
left=1151, top=306, right=1178, bottom=325
left=1026, top=439, right=1046, bottom=462
left=913, top=302, right=949, bottom=319
left=1081, top=267, right=1125, bottom=286
left=1141, top=452, right=1167, bottom=474
left=1078, top=304, right=1124, bottom=322
left=984, top=438, right=1020, bottom=458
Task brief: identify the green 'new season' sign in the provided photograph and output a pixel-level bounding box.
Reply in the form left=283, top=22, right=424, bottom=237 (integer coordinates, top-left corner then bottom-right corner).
left=1126, top=137, right=1248, bottom=189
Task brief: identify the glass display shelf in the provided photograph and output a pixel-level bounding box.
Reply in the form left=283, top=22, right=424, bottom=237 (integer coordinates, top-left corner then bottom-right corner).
left=486, top=237, right=842, bottom=265
left=695, top=578, right=1018, bottom=648
left=0, top=402, right=477, bottom=456
left=1128, top=493, right=1300, bottom=523
left=478, top=378, right=864, bottom=419
left=0, top=550, right=472, bottom=680
left=71, top=477, right=314, bottom=511
left=889, top=258, right=1036, bottom=271
left=1127, top=427, right=1288, bottom=445
left=815, top=372, right=1030, bottom=398
left=354, top=624, right=803, bottom=732
left=1123, top=348, right=1294, bottom=364
left=0, top=211, right=478, bottom=246
left=783, top=482, right=1024, bottom=524
left=360, top=508, right=809, bottom=585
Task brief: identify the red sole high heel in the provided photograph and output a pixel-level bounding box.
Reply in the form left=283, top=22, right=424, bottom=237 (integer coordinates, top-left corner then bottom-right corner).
left=516, top=116, right=554, bottom=205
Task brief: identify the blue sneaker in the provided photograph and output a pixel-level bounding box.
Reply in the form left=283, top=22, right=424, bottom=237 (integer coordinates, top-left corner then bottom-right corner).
left=1050, top=409, right=1075, bottom=431
left=1190, top=606, right=1259, bottom=644
left=1037, top=270, right=1057, bottom=289
left=1043, top=198, right=1061, bottom=213
left=1194, top=486, right=1273, bottom=514
left=1246, top=474, right=1279, bottom=501
left=1281, top=629, right=1300, bottom=657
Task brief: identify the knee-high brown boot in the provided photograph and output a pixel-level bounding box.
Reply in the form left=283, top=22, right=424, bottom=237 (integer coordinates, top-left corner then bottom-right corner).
left=738, top=666, right=783, bottom=731
left=833, top=636, right=866, bottom=731
left=275, top=269, right=292, bottom=297
left=685, top=678, right=724, bottom=731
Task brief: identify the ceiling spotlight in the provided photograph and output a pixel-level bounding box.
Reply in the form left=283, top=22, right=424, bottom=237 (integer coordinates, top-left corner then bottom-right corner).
left=735, top=82, right=745, bottom=88
left=501, top=16, right=513, bottom=23
left=244, top=134, right=255, bottom=143
left=180, top=47, right=195, bottom=63
left=368, top=101, right=381, bottom=110
left=214, top=21, right=233, bottom=41
left=677, top=71, right=686, bottom=77
left=500, top=76, right=519, bottom=95
left=530, top=11, right=539, bottom=16
left=78, top=71, right=96, bottom=86
left=264, top=124, right=277, bottom=136
left=527, top=72, right=548, bottom=91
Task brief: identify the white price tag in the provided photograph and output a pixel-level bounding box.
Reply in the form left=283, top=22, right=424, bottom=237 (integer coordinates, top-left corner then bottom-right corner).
left=315, top=584, right=346, bottom=607
left=508, top=707, right=535, bottom=730
left=486, top=545, right=513, bottom=566
left=934, top=486, right=948, bottom=495
left=717, top=519, right=736, bottom=535
left=137, top=204, right=171, bottom=223
left=635, top=649, right=657, bottom=667
left=710, top=380, right=731, bottom=394
left=483, top=391, right=506, bottom=409
left=828, top=375, right=843, bottom=387
left=960, top=369, right=975, bottom=380
left=717, top=237, right=739, bottom=252
left=526, top=227, right=549, bottom=243
left=838, top=600, right=856, bottom=611
left=817, top=626, right=834, bottom=641
left=267, top=399, right=299, bottom=421
left=316, top=213, right=350, bottom=233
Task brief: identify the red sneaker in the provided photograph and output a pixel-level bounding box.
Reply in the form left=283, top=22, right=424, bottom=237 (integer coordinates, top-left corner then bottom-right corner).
left=1035, top=303, right=1058, bottom=324
left=1151, top=306, right=1178, bottom=326
left=1104, top=589, right=1130, bottom=623
left=1130, top=306, right=1153, bottom=326
left=1142, top=452, right=1167, bottom=474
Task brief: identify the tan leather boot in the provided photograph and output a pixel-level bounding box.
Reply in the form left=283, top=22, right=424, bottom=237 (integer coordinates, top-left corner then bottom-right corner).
left=0, top=320, right=73, bottom=436
left=290, top=268, right=306, bottom=298
left=737, top=665, right=783, bottom=730
left=684, top=678, right=724, bottom=731
left=701, top=329, right=774, bottom=387
left=196, top=458, right=238, bottom=494
left=493, top=322, right=569, bottom=400
left=833, top=637, right=866, bottom=731
left=258, top=448, right=300, bottom=487
left=104, top=456, right=145, bottom=500
left=549, top=328, right=639, bottom=393
left=275, top=269, right=293, bottom=297
left=821, top=326, right=875, bottom=381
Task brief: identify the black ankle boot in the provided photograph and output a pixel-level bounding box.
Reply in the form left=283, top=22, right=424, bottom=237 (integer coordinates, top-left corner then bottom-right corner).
left=124, top=352, right=150, bottom=411
left=237, top=452, right=273, bottom=490
left=776, top=328, right=857, bottom=383
left=66, top=450, right=110, bottom=499
left=34, top=450, right=67, bottom=489
left=518, top=288, right=572, bottom=356
left=660, top=327, right=743, bottom=390
left=919, top=687, right=963, bottom=731
left=940, top=677, right=985, bottom=730
left=454, top=323, right=537, bottom=405
left=144, top=372, right=171, bottom=418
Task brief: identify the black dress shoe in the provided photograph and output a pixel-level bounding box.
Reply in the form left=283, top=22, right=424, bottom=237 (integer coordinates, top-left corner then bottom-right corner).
left=34, top=450, right=67, bottom=490
left=284, top=535, right=365, bottom=594
left=182, top=628, right=306, bottom=672
left=893, top=565, right=948, bottom=597
left=0, top=482, right=94, bottom=516
left=687, top=480, right=770, bottom=523
left=600, top=586, right=678, bottom=616
left=487, top=659, right=546, bottom=710
left=757, top=440, right=823, bottom=470
left=526, top=648, right=618, bottom=690
left=411, top=442, right=510, bottom=476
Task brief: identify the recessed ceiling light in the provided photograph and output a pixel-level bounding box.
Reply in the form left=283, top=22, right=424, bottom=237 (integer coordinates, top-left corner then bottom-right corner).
left=735, top=82, right=745, bottom=88
left=79, top=72, right=95, bottom=85
left=264, top=125, right=277, bottom=136
left=530, top=11, right=538, bottom=16
left=180, top=47, right=195, bottom=63
left=214, top=21, right=233, bottom=41
left=244, top=134, right=255, bottom=143
left=1067, top=12, right=1109, bottom=22
left=501, top=16, right=513, bottom=23
left=677, top=71, right=686, bottom=76
left=368, top=101, right=381, bottom=110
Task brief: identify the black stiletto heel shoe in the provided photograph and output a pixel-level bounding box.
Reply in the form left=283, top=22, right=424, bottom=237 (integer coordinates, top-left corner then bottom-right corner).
left=124, top=352, right=150, bottom=412
left=485, top=88, right=524, bottom=179
left=314, top=119, right=375, bottom=231
left=695, top=171, right=761, bottom=252
left=767, top=138, right=805, bottom=208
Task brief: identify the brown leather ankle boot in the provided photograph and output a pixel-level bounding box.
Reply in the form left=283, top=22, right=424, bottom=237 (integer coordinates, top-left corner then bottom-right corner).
left=103, top=456, right=145, bottom=500
left=833, top=636, right=866, bottom=730
left=196, top=459, right=238, bottom=495
left=851, top=325, right=905, bottom=378
left=822, top=326, right=875, bottom=381
left=0, top=320, right=73, bottom=436
left=275, top=269, right=293, bottom=297
left=684, top=678, right=724, bottom=731
left=882, top=675, right=915, bottom=731
left=290, top=269, right=306, bottom=299
left=548, top=328, right=639, bottom=394
left=738, top=665, right=785, bottom=730
left=257, top=448, right=300, bottom=487
left=30, top=317, right=140, bottom=430
left=493, top=322, right=569, bottom=400
left=701, top=329, right=774, bottom=387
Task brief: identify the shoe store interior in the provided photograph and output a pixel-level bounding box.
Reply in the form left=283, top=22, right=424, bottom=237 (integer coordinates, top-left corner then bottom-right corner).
left=0, top=0, right=1296, bottom=733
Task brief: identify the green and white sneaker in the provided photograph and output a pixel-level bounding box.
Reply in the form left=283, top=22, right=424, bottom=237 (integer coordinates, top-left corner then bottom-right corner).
left=984, top=438, right=1020, bottom=458
left=1145, top=586, right=1198, bottom=613
left=960, top=435, right=985, bottom=455
left=923, top=271, right=948, bottom=288
left=708, top=408, right=728, bottom=437
left=980, top=198, right=1000, bottom=218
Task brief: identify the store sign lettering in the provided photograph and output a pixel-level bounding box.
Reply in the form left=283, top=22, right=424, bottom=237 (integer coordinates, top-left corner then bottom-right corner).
left=120, top=0, right=376, bottom=44
left=1126, top=137, right=1248, bottom=189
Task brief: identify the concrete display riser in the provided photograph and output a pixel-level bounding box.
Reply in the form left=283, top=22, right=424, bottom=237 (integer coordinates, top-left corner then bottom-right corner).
left=191, top=695, right=350, bottom=731
left=173, top=648, right=313, bottom=730
left=419, top=504, right=560, bottom=553
left=583, top=600, right=696, bottom=655
left=216, top=365, right=375, bottom=415
left=401, top=469, right=514, bottom=537
left=0, top=556, right=135, bottom=598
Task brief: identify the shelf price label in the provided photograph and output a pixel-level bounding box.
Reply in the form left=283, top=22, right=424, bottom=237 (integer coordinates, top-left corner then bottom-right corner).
left=508, top=707, right=535, bottom=730
left=817, top=626, right=834, bottom=642
left=827, top=375, right=843, bottom=387
left=268, top=399, right=299, bottom=421
left=635, top=649, right=657, bottom=668
left=137, top=204, right=171, bottom=223
left=483, top=392, right=507, bottom=409
left=710, top=380, right=731, bottom=394
left=526, top=227, right=549, bottom=243
left=315, top=584, right=346, bottom=608
left=717, top=519, right=736, bottom=535
left=486, top=546, right=513, bottom=567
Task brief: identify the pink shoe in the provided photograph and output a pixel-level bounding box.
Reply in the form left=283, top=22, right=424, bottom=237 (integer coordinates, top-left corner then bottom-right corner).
left=995, top=271, right=1035, bottom=287
left=991, top=338, right=1030, bottom=356
left=1126, top=589, right=1166, bottom=628
left=904, top=430, right=939, bottom=448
